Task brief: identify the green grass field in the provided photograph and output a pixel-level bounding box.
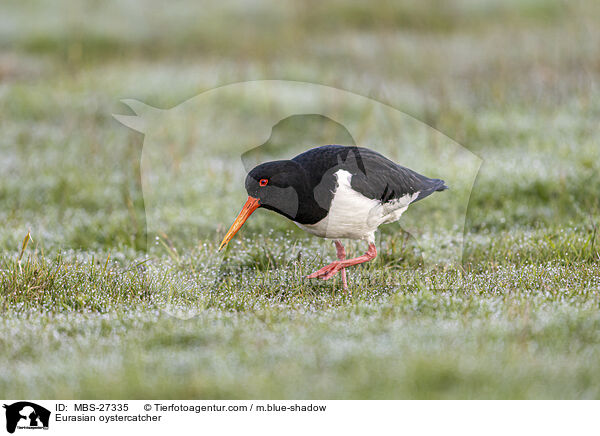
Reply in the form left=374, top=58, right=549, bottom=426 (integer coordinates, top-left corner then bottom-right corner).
left=1, top=0, right=600, bottom=399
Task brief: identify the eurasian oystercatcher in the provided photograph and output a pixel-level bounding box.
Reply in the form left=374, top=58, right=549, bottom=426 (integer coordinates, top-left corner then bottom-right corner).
left=219, top=145, right=448, bottom=289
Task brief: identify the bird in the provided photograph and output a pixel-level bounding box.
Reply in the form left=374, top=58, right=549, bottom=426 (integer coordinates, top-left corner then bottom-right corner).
left=218, top=145, right=448, bottom=290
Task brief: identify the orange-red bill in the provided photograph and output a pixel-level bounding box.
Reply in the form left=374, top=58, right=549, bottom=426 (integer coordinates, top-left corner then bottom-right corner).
left=218, top=196, right=260, bottom=251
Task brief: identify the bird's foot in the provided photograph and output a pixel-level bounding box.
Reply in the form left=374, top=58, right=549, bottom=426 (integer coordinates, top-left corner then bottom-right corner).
left=306, top=261, right=345, bottom=281
left=306, top=242, right=376, bottom=289
left=334, top=240, right=348, bottom=291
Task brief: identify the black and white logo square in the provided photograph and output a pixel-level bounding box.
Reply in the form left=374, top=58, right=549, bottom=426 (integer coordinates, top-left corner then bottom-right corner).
left=3, top=402, right=50, bottom=434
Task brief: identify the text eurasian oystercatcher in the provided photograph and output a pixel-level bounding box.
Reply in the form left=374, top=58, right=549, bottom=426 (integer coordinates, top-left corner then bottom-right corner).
left=219, top=145, right=448, bottom=289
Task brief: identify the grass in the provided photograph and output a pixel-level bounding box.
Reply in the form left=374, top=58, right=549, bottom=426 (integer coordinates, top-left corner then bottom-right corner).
left=1, top=0, right=600, bottom=399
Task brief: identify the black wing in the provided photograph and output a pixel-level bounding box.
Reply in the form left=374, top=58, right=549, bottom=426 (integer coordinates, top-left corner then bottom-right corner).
left=293, top=145, right=447, bottom=206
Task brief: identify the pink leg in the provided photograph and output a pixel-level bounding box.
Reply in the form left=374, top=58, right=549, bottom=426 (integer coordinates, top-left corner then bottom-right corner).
left=307, top=242, right=377, bottom=282
left=334, top=240, right=348, bottom=290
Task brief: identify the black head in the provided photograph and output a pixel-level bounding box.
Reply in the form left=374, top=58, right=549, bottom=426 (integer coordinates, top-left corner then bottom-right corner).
left=245, top=160, right=308, bottom=220
left=218, top=160, right=308, bottom=251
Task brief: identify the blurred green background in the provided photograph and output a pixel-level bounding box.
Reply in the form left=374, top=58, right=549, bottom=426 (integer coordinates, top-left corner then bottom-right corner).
left=1, top=0, right=599, bottom=399
left=1, top=0, right=598, bottom=251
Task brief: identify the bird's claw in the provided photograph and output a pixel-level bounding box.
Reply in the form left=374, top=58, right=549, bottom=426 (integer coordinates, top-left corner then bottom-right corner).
left=307, top=261, right=345, bottom=281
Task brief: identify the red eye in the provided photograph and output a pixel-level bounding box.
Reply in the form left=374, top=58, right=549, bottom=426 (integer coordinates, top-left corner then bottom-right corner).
left=259, top=179, right=268, bottom=186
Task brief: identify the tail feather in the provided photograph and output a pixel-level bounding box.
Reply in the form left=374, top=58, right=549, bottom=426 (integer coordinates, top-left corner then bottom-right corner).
left=414, top=178, right=448, bottom=202
left=434, top=179, right=449, bottom=191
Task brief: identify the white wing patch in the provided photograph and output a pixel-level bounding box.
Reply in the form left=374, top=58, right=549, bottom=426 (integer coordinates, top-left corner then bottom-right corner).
left=295, top=169, right=419, bottom=241
left=377, top=190, right=420, bottom=224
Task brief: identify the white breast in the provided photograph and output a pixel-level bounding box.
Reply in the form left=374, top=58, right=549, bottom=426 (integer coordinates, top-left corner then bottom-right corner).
left=295, top=169, right=419, bottom=242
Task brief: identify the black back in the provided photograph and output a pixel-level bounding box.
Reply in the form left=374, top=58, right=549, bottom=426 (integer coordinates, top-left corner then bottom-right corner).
left=293, top=145, right=447, bottom=203
left=246, top=145, right=448, bottom=225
